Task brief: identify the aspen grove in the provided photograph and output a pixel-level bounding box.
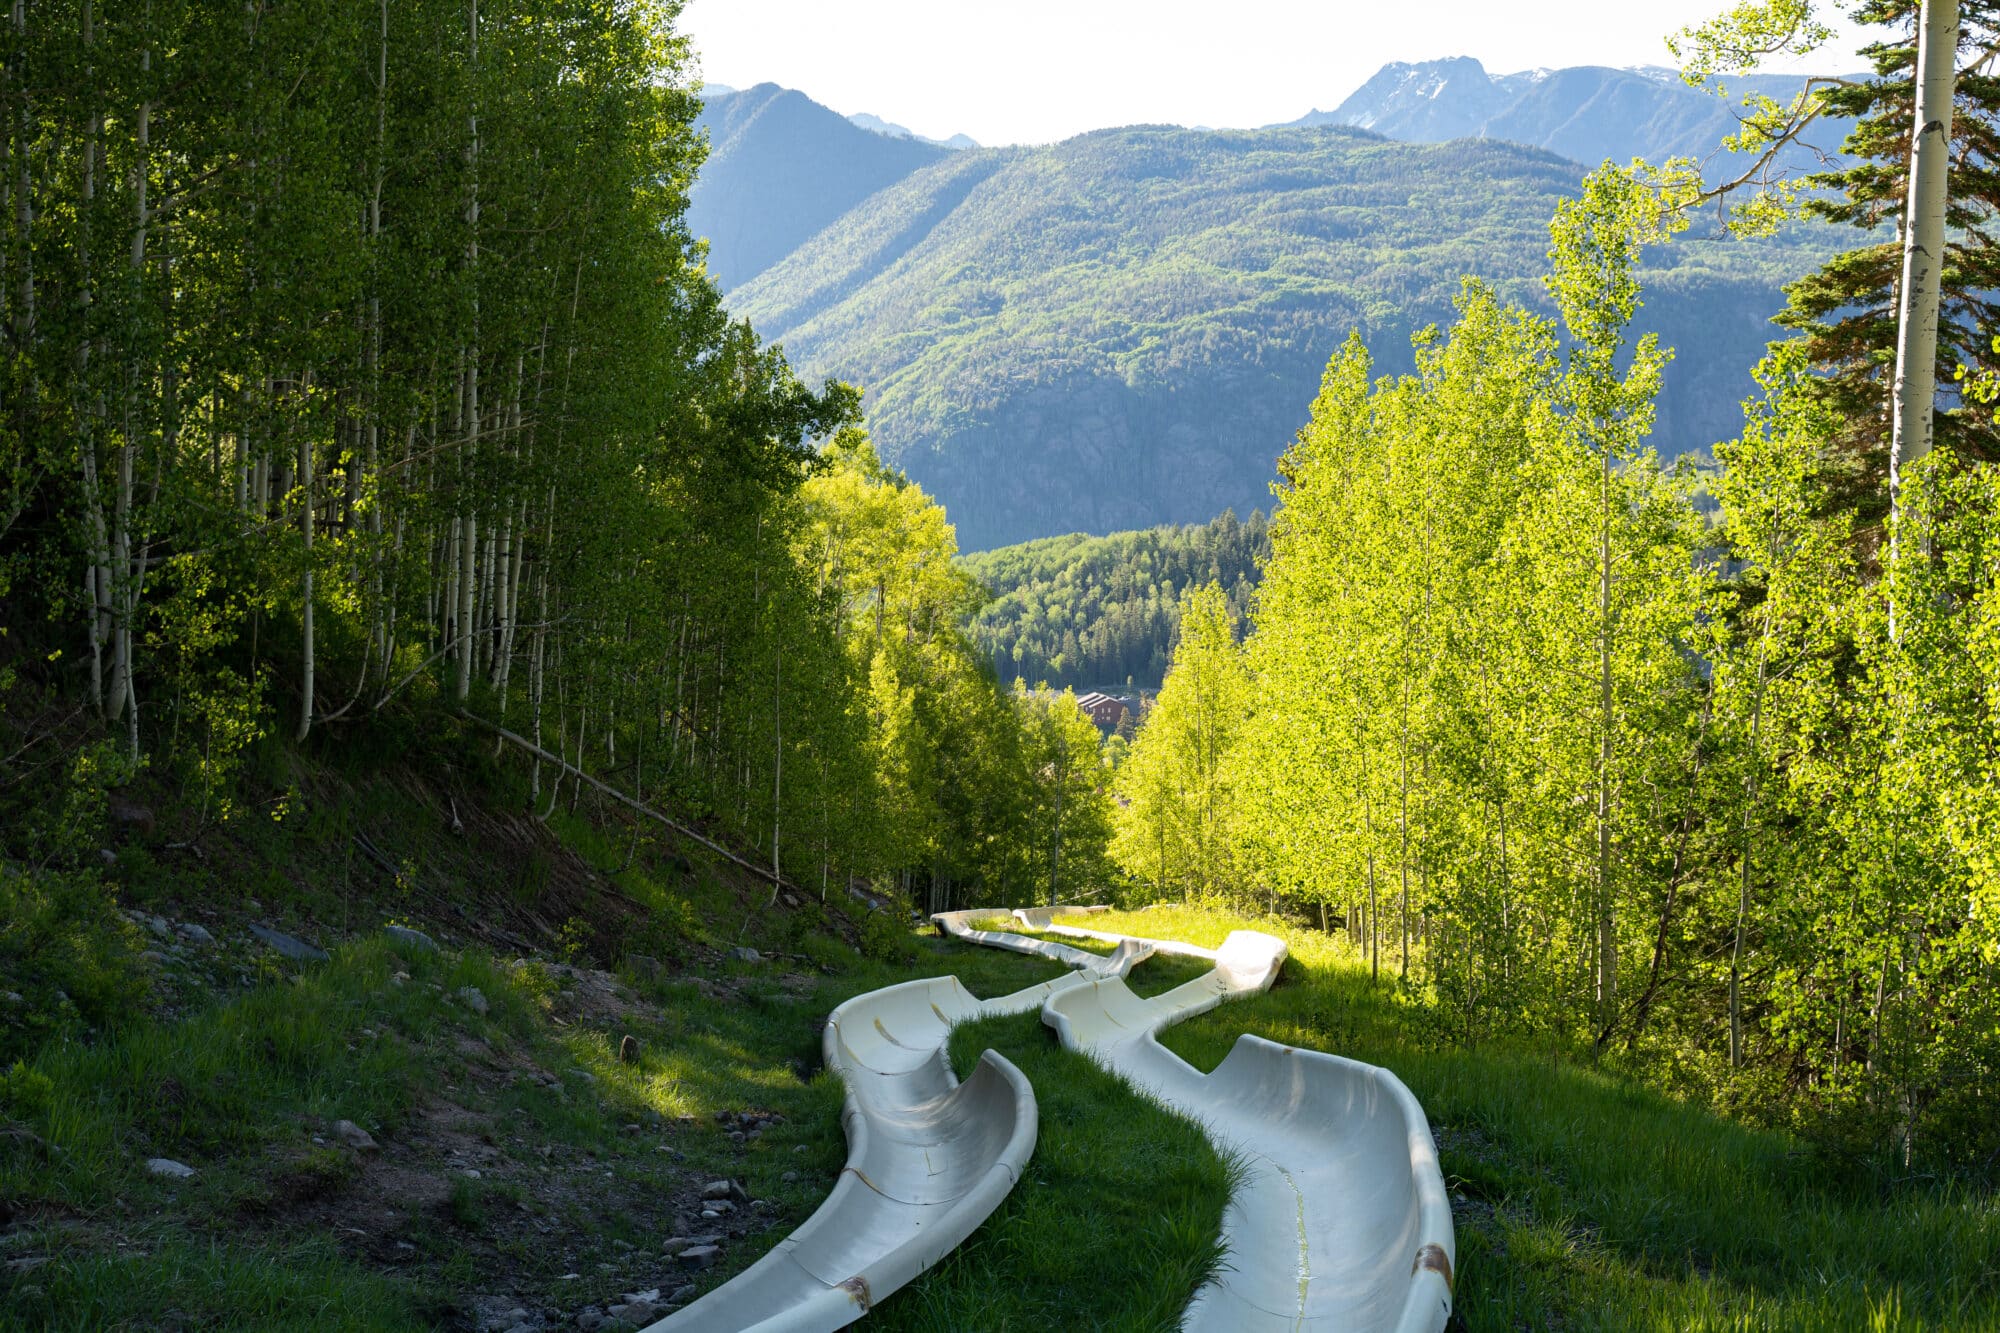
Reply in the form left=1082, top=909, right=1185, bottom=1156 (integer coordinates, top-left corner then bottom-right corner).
left=0, top=1, right=1074, bottom=914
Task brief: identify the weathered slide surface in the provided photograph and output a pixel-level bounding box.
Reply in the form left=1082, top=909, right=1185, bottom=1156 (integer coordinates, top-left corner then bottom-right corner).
left=645, top=930, right=1151, bottom=1333
left=942, top=909, right=1457, bottom=1333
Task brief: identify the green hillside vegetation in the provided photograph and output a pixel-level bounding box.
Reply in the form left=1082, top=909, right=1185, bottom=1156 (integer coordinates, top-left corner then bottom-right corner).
left=735, top=123, right=1845, bottom=548
left=961, top=510, right=1269, bottom=690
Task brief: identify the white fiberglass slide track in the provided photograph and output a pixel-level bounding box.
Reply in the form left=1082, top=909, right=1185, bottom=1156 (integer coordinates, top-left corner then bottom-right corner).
left=938, top=910, right=1457, bottom=1333
left=644, top=935, right=1152, bottom=1333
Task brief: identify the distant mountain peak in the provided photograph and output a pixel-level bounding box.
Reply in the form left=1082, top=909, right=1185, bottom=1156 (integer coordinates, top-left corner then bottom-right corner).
left=847, top=111, right=978, bottom=151
left=1286, top=57, right=1850, bottom=173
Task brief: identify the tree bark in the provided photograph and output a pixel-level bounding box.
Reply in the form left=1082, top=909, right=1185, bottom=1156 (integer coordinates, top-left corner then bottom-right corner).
left=1889, top=0, right=1959, bottom=518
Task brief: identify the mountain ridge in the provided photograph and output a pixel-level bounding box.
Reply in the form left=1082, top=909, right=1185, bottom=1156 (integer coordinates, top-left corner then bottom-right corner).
left=733, top=119, right=1840, bottom=549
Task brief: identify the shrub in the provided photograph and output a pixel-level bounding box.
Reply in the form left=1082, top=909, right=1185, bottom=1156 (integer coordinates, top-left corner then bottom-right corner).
left=0, top=868, right=152, bottom=1062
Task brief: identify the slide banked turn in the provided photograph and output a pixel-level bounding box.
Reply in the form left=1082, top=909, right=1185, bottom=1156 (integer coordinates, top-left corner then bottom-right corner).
left=645, top=933, right=1149, bottom=1332
left=945, top=911, right=1456, bottom=1333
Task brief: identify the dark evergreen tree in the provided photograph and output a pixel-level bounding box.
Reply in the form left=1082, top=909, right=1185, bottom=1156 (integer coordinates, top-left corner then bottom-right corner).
left=1776, top=0, right=2000, bottom=519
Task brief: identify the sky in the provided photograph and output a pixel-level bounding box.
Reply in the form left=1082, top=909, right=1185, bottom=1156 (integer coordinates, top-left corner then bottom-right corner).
left=681, top=0, right=1880, bottom=146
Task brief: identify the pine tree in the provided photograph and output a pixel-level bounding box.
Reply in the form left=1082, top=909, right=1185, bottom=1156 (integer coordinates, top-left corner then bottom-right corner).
left=1776, top=0, right=2000, bottom=517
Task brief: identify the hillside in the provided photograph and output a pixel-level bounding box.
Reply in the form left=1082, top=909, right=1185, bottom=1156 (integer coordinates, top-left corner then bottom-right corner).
left=691, top=84, right=949, bottom=290
left=963, top=511, right=1269, bottom=691
left=734, top=123, right=1843, bottom=549
left=1301, top=58, right=1855, bottom=170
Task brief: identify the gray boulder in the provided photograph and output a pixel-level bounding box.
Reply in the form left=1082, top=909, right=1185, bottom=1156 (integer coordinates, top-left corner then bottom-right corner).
left=384, top=924, right=439, bottom=952
left=249, top=923, right=330, bottom=962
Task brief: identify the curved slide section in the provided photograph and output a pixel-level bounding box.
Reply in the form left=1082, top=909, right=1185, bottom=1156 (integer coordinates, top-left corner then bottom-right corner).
left=647, top=943, right=1147, bottom=1332
left=951, top=914, right=1457, bottom=1333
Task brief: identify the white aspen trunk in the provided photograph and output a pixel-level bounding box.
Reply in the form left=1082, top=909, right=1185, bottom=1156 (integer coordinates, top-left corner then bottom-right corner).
left=297, top=423, right=315, bottom=740
left=76, top=6, right=113, bottom=716
left=1596, top=445, right=1617, bottom=1035
left=456, top=509, right=477, bottom=699
left=456, top=0, right=481, bottom=703
left=1729, top=530, right=1780, bottom=1069
left=772, top=633, right=782, bottom=887
left=1889, top=0, right=1959, bottom=518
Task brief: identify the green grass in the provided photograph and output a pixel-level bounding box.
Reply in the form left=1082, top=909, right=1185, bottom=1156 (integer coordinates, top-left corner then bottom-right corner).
left=869, top=1011, right=1231, bottom=1332
left=0, top=916, right=1235, bottom=1331
left=1067, top=905, right=2000, bottom=1332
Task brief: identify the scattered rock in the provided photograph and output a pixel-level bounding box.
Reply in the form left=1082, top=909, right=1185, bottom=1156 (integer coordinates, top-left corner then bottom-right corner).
left=1, top=992, right=20, bottom=1005
left=109, top=798, right=156, bottom=839
left=145, top=1157, right=195, bottom=1179
left=607, top=1301, right=659, bottom=1328
left=177, top=922, right=215, bottom=946
left=332, top=1120, right=377, bottom=1151
left=700, top=1179, right=734, bottom=1201
left=781, top=1171, right=798, bottom=1184
left=383, top=924, right=439, bottom=952
left=575, top=1311, right=607, bottom=1333
left=677, top=1244, right=721, bottom=1270
left=142, top=915, right=173, bottom=939
left=727, top=1130, right=745, bottom=1145
left=792, top=1144, right=809, bottom=1154
left=781, top=893, right=799, bottom=909
left=618, top=1034, right=640, bottom=1064
left=627, top=953, right=663, bottom=981
left=248, top=923, right=330, bottom=962
left=98, top=848, right=117, bottom=867
left=140, top=950, right=168, bottom=967
left=455, top=986, right=489, bottom=1016
left=4, top=1256, right=48, bottom=1274
left=730, top=946, right=762, bottom=964
left=669, top=1284, right=696, bottom=1304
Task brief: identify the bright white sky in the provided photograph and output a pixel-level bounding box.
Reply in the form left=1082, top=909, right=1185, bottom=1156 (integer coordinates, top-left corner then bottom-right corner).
left=681, top=0, right=1880, bottom=146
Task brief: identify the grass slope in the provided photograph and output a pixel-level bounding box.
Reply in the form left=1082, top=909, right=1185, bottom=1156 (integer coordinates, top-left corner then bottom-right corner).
left=733, top=123, right=1844, bottom=549
left=1067, top=905, right=2000, bottom=1332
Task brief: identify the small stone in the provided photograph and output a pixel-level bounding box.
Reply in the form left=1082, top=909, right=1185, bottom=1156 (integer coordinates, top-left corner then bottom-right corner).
left=177, top=922, right=215, bottom=946
left=712, top=1110, right=732, bottom=1124
left=249, top=923, right=330, bottom=962
left=332, top=1120, right=377, bottom=1151
left=609, top=1302, right=659, bottom=1327
left=462, top=1168, right=481, bottom=1179
left=98, top=848, right=117, bottom=866
left=792, top=1144, right=809, bottom=1154
left=5, top=1256, right=49, bottom=1274
left=781, top=1171, right=798, bottom=1183
left=730, top=946, right=762, bottom=964
left=455, top=986, right=489, bottom=1016
left=1, top=992, right=20, bottom=1005
left=140, top=950, right=168, bottom=966
left=660, top=1236, right=691, bottom=1256
left=144, top=915, right=173, bottom=939
left=700, top=1179, right=733, bottom=1201
left=575, top=1312, right=606, bottom=1333
left=727, top=1130, right=745, bottom=1145
left=384, top=924, right=439, bottom=952
left=677, top=1244, right=721, bottom=1269
left=700, top=1208, right=721, bottom=1220
left=669, top=1284, right=696, bottom=1304
left=572, top=1069, right=595, bottom=1084
left=145, top=1158, right=195, bottom=1179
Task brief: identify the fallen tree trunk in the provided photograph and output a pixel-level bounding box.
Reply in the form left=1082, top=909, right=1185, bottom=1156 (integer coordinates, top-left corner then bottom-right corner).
left=460, top=711, right=806, bottom=895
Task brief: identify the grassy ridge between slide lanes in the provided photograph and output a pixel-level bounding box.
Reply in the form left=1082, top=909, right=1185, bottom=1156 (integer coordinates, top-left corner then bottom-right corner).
left=1066, top=905, right=2000, bottom=1333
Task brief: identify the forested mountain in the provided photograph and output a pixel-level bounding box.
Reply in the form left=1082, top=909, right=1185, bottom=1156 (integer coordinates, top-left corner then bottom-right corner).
left=1300, top=58, right=1855, bottom=169
left=962, top=512, right=1269, bottom=690
left=690, top=84, right=948, bottom=289
left=734, top=123, right=1841, bottom=548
